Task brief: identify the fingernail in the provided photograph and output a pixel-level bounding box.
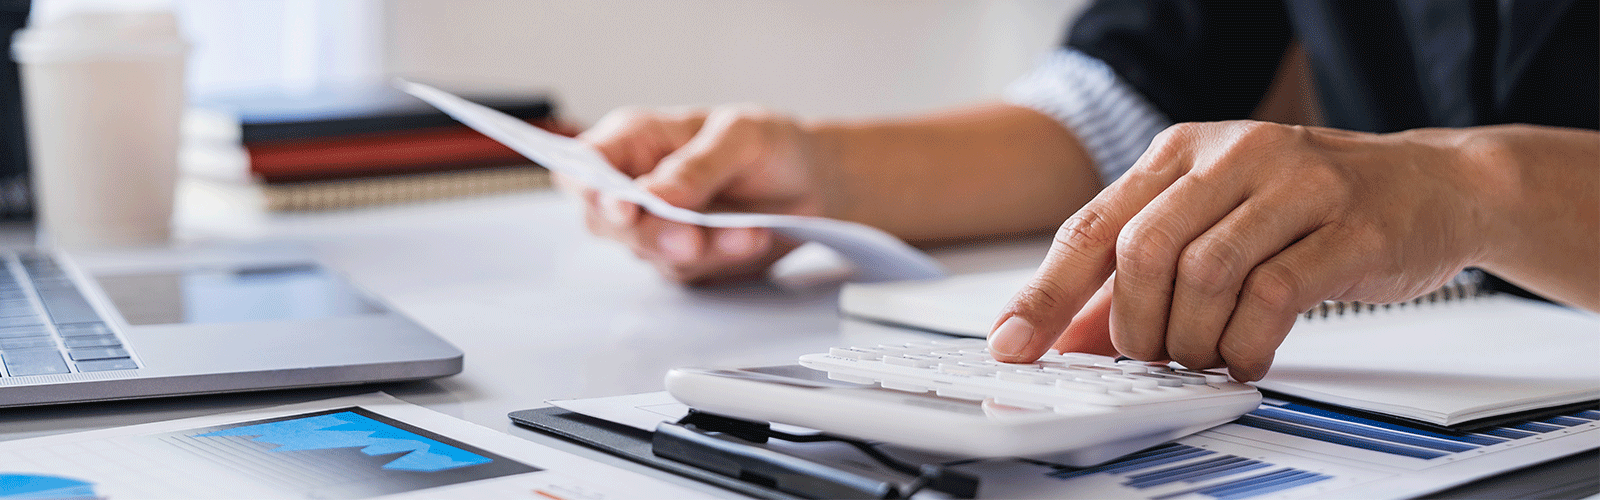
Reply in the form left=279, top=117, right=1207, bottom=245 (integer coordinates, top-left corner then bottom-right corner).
left=988, top=316, right=1035, bottom=357
left=659, top=226, right=698, bottom=262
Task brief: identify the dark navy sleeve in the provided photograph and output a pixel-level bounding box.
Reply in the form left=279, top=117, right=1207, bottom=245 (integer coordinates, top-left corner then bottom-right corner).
left=1066, top=0, right=1293, bottom=123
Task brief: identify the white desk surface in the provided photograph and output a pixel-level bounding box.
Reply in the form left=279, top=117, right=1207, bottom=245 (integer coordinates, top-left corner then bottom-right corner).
left=0, top=182, right=1052, bottom=495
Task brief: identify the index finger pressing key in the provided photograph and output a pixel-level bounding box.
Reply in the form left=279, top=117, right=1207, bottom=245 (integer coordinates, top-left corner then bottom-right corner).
left=988, top=208, right=1121, bottom=363
left=989, top=132, right=1199, bottom=362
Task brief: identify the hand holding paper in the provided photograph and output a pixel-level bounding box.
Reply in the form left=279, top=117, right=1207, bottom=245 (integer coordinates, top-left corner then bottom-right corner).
left=398, top=80, right=945, bottom=282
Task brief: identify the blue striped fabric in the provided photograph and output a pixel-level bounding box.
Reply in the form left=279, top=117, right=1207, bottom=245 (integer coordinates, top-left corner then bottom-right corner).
left=1003, top=48, right=1173, bottom=186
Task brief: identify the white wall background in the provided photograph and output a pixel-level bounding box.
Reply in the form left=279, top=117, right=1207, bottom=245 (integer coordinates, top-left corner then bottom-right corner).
left=384, top=1, right=1090, bottom=125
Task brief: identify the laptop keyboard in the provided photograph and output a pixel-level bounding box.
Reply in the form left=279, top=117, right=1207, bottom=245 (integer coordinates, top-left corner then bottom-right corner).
left=0, top=253, right=137, bottom=377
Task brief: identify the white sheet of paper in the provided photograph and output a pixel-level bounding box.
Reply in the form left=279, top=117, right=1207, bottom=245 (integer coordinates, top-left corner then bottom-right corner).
left=397, top=80, right=946, bottom=282
left=0, top=392, right=719, bottom=500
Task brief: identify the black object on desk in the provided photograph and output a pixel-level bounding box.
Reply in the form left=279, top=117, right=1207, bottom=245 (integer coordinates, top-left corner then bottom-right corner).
left=510, top=407, right=978, bottom=499
left=0, top=0, right=33, bottom=220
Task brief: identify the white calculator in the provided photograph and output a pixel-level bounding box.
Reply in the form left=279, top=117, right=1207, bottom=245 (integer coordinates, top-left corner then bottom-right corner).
left=665, top=339, right=1261, bottom=467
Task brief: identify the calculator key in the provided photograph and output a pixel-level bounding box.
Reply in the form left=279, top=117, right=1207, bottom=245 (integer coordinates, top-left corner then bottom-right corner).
left=3, top=350, right=70, bottom=376
left=1104, top=374, right=1159, bottom=390
left=1093, top=362, right=1149, bottom=374
left=880, top=380, right=930, bottom=393
left=882, top=354, right=937, bottom=369
left=938, top=363, right=999, bottom=376
left=1174, top=368, right=1231, bottom=384
left=74, top=358, right=138, bottom=372
left=1090, top=376, right=1134, bottom=392
left=997, top=371, right=1055, bottom=385
left=935, top=388, right=986, bottom=400
left=829, top=347, right=881, bottom=360
left=1055, top=379, right=1109, bottom=394
left=1067, top=364, right=1125, bottom=376
left=1160, top=372, right=1209, bottom=385
left=1041, top=367, right=1101, bottom=380
left=1127, top=372, right=1184, bottom=387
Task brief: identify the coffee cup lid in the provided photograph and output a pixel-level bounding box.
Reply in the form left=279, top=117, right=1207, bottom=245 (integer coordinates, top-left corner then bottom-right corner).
left=12, top=9, right=186, bottom=62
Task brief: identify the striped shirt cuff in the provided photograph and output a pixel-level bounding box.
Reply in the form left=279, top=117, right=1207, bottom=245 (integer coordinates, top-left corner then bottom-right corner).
left=1004, top=48, right=1172, bottom=185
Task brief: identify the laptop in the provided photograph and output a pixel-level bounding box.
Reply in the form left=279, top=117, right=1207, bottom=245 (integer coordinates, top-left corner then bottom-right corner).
left=0, top=231, right=464, bottom=408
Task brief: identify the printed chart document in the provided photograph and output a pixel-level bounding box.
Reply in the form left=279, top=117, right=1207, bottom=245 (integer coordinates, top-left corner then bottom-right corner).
left=0, top=392, right=719, bottom=500
left=839, top=269, right=1600, bottom=427
left=548, top=391, right=1600, bottom=500
left=397, top=80, right=945, bottom=283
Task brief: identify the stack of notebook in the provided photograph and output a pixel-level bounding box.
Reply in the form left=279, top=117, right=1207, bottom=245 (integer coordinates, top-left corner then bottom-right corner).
left=208, top=86, right=574, bottom=211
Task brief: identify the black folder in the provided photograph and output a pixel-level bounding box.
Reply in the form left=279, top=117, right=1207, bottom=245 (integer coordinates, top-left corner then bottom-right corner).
left=510, top=407, right=804, bottom=499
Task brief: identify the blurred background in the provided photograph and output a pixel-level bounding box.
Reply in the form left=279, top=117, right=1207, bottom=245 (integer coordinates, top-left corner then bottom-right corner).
left=4, top=0, right=1091, bottom=216
left=185, top=0, right=1088, bottom=123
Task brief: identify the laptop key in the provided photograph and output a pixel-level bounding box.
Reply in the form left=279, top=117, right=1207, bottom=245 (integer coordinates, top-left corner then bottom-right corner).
left=74, top=357, right=138, bottom=372
left=3, top=350, right=70, bottom=376
left=56, top=323, right=113, bottom=337
left=0, top=337, right=57, bottom=350
left=0, top=304, right=38, bottom=318
left=62, top=335, right=121, bottom=348
left=0, top=315, right=45, bottom=328
left=0, top=326, right=50, bottom=338
left=67, top=347, right=129, bottom=361
left=34, top=282, right=101, bottom=325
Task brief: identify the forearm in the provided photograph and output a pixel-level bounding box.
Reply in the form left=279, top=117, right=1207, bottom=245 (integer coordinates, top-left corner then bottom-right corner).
left=1457, top=124, right=1600, bottom=311
left=804, top=102, right=1101, bottom=242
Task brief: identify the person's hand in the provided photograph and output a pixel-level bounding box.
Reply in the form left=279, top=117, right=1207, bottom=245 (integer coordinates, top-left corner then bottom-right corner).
left=988, top=120, right=1505, bottom=381
left=563, top=105, right=830, bottom=284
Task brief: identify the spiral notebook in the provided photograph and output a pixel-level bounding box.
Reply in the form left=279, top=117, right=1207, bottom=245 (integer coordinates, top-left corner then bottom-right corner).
left=839, top=271, right=1600, bottom=428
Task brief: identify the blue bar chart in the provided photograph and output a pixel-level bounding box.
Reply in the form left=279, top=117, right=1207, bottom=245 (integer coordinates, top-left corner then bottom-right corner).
left=1014, top=401, right=1599, bottom=499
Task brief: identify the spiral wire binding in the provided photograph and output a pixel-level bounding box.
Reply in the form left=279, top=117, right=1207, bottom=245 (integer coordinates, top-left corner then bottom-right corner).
left=1300, top=270, right=1491, bottom=320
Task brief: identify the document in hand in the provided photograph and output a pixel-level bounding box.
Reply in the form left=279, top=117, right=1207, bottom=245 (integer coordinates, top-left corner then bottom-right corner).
left=396, top=80, right=945, bottom=283
left=838, top=269, right=1600, bottom=427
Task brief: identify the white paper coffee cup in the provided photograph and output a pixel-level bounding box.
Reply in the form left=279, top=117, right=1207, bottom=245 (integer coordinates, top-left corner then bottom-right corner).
left=12, top=9, right=187, bottom=249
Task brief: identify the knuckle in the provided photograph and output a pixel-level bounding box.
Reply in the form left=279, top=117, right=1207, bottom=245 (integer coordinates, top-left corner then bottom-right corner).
left=1115, top=219, right=1181, bottom=284
left=1177, top=236, right=1247, bottom=297
left=1241, top=261, right=1304, bottom=314
left=1232, top=120, right=1293, bottom=144
left=1156, top=122, right=1203, bottom=143
left=1053, top=209, right=1118, bottom=252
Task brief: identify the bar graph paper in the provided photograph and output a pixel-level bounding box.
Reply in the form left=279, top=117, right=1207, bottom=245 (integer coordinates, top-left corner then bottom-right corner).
left=967, top=399, right=1600, bottom=499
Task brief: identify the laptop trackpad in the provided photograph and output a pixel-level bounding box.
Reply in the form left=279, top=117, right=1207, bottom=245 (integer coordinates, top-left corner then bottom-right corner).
left=93, top=264, right=384, bottom=326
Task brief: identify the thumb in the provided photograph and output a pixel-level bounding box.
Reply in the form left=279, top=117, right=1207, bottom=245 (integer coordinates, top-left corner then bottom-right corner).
left=635, top=109, right=763, bottom=210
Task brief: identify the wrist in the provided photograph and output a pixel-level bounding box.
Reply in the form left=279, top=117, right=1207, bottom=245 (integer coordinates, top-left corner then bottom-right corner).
left=798, top=119, right=860, bottom=221
left=1413, top=124, right=1600, bottom=309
